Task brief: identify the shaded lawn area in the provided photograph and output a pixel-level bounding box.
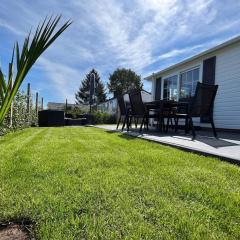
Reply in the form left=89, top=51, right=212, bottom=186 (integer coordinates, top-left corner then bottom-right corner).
left=0, top=127, right=240, bottom=239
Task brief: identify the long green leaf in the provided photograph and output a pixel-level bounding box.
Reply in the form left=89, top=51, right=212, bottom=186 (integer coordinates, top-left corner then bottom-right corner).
left=0, top=68, right=7, bottom=92
left=0, top=15, right=71, bottom=125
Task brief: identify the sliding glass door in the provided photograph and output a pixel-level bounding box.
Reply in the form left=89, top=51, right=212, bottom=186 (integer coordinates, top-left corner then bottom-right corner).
left=163, top=75, right=178, bottom=101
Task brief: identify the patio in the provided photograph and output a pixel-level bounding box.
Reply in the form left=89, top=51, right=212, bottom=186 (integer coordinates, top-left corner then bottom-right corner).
left=96, top=125, right=240, bottom=164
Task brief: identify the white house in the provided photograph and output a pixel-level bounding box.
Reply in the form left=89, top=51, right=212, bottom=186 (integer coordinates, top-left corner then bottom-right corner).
left=145, top=36, right=240, bottom=130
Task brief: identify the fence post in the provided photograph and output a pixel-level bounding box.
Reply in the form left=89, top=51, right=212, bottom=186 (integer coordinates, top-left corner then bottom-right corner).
left=9, top=69, right=13, bottom=127
left=65, top=98, right=68, bottom=112
left=41, top=97, right=44, bottom=110
left=35, top=92, right=38, bottom=113
left=26, top=83, right=31, bottom=113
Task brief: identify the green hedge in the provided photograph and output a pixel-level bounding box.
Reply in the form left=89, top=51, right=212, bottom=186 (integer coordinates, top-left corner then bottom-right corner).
left=92, top=112, right=116, bottom=124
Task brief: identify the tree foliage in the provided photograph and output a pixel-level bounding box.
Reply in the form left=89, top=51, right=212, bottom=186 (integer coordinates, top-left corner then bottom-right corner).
left=75, top=69, right=106, bottom=104
left=108, top=68, right=143, bottom=97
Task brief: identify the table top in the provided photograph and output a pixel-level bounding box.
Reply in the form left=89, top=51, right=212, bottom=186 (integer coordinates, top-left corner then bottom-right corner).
left=125, top=100, right=189, bottom=112
left=145, top=100, right=189, bottom=109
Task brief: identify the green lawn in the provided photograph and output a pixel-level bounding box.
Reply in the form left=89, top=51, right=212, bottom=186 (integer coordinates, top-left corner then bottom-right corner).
left=0, top=127, right=240, bottom=239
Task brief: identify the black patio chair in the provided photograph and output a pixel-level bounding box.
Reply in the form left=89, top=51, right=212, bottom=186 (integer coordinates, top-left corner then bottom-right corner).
left=116, top=95, right=129, bottom=131
left=173, top=82, right=218, bottom=139
left=128, top=90, right=160, bottom=132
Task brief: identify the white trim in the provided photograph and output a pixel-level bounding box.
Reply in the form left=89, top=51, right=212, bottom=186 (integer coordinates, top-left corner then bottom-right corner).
left=179, top=65, right=200, bottom=74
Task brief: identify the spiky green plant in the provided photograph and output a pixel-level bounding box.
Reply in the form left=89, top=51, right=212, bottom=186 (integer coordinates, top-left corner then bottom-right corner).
left=0, top=15, right=71, bottom=125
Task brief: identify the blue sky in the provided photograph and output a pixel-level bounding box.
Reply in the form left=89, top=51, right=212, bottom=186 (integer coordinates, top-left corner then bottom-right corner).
left=0, top=0, right=240, bottom=104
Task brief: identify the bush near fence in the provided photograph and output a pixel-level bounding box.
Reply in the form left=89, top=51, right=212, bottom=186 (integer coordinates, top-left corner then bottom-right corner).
left=92, top=112, right=116, bottom=124
left=0, top=91, right=38, bottom=135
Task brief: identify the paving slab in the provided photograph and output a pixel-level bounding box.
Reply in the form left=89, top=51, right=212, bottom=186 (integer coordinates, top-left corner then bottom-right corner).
left=95, top=125, right=240, bottom=164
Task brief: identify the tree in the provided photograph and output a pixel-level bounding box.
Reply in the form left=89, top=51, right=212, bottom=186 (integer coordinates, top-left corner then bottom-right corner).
left=75, top=69, right=106, bottom=104
left=108, top=68, right=143, bottom=98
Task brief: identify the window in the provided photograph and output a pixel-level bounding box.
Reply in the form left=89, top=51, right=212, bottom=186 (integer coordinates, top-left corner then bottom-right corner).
left=180, top=68, right=199, bottom=99
left=163, top=75, right=178, bottom=100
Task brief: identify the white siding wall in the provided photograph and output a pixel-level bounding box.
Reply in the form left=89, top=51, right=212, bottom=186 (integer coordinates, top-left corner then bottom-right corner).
left=214, top=42, right=240, bottom=129
left=151, top=41, right=240, bottom=129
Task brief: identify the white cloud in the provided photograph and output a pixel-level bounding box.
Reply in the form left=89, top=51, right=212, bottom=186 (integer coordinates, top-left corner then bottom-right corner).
left=0, top=0, right=240, bottom=102
left=0, top=20, right=25, bottom=35
left=37, top=57, right=82, bottom=103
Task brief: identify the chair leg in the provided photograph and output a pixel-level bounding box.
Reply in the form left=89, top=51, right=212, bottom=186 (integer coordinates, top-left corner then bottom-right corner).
left=189, top=118, right=196, bottom=139
left=140, top=117, right=145, bottom=132
left=185, top=116, right=189, bottom=134
left=210, top=117, right=217, bottom=138
left=134, top=118, right=138, bottom=128
left=116, top=116, right=121, bottom=129
left=161, top=117, right=165, bottom=132
left=122, top=116, right=126, bottom=131
left=163, top=118, right=166, bottom=132
left=146, top=118, right=149, bottom=130
left=166, top=117, right=170, bottom=133
left=129, top=116, right=132, bottom=129
left=127, top=115, right=130, bottom=132
left=162, top=118, right=165, bottom=132
left=170, top=118, right=174, bottom=130
left=175, top=118, right=179, bottom=132
left=160, top=117, right=164, bottom=132
left=158, top=117, right=161, bottom=131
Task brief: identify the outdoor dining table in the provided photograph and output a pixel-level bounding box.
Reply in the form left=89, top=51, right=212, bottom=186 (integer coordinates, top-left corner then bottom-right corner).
left=144, top=100, right=190, bottom=132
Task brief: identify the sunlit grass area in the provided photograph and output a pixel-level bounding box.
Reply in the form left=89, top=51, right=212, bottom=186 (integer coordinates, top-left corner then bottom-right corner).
left=0, top=127, right=240, bottom=239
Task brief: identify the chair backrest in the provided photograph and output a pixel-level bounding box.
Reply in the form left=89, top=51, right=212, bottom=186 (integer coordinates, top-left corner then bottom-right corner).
left=117, top=95, right=127, bottom=116
left=129, top=90, right=145, bottom=116
left=190, top=82, right=218, bottom=117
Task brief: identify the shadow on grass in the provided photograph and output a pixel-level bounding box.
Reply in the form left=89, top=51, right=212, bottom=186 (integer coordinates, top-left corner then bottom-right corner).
left=105, top=127, right=239, bottom=148
left=105, top=129, right=141, bottom=140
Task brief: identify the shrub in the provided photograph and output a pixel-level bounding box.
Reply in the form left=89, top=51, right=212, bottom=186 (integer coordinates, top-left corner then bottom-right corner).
left=0, top=91, right=37, bottom=135
left=65, top=107, right=88, bottom=119
left=92, top=112, right=116, bottom=124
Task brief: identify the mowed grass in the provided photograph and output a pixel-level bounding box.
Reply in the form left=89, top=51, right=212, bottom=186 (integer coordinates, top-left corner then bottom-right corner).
left=0, top=127, right=240, bottom=239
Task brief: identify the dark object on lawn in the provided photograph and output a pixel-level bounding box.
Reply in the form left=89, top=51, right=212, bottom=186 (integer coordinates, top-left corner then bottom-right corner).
left=65, top=113, right=74, bottom=119
left=77, top=114, right=94, bottom=124
left=173, top=82, right=218, bottom=139
left=64, top=114, right=92, bottom=126
left=65, top=118, right=87, bottom=126
left=38, top=110, right=65, bottom=127
left=128, top=90, right=160, bottom=132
